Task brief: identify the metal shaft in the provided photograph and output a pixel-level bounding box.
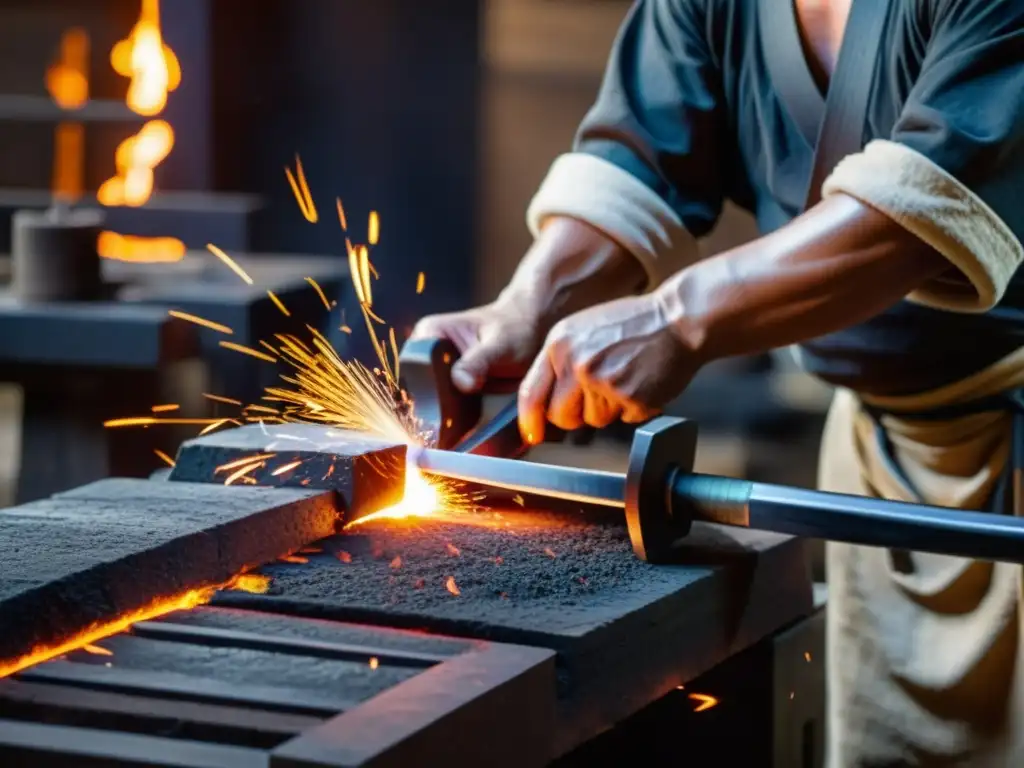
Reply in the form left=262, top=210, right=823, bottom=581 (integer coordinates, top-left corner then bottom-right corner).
left=415, top=447, right=1024, bottom=564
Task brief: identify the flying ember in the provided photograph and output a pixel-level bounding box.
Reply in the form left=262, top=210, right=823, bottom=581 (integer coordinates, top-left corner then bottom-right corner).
left=105, top=162, right=467, bottom=526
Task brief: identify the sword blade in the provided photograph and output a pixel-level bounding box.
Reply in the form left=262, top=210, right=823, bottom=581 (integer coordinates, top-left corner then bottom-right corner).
left=417, top=447, right=1024, bottom=563
left=415, top=447, right=626, bottom=507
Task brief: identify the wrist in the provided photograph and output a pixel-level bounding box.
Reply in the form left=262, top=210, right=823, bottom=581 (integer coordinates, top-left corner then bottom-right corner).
left=502, top=216, right=647, bottom=331
left=653, top=267, right=714, bottom=365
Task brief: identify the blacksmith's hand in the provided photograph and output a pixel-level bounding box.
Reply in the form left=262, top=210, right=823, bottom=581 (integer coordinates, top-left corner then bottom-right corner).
left=410, top=217, right=647, bottom=396
left=517, top=291, right=699, bottom=444
left=408, top=299, right=543, bottom=395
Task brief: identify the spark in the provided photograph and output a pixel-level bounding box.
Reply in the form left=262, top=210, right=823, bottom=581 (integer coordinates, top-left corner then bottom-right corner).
left=340, top=324, right=352, bottom=334
left=299, top=547, right=321, bottom=554
left=105, top=417, right=225, bottom=428
left=804, top=651, right=812, bottom=662
left=280, top=555, right=308, bottom=564
left=446, top=543, right=460, bottom=557
left=203, top=393, right=242, bottom=407
left=224, top=460, right=264, bottom=486
left=215, top=454, right=276, bottom=473
left=689, top=693, right=718, bottom=713
left=337, top=550, right=352, bottom=563
left=390, top=556, right=402, bottom=570
left=369, top=656, right=379, bottom=670
left=512, top=494, right=525, bottom=507
left=267, top=290, right=291, bottom=317
left=305, top=277, right=332, bottom=311
left=206, top=243, right=253, bottom=285
left=445, top=576, right=460, bottom=596
left=219, top=340, right=277, bottom=363
left=368, top=211, right=380, bottom=245
left=168, top=310, right=233, bottom=335
left=285, top=155, right=318, bottom=223
left=271, top=460, right=303, bottom=476
left=150, top=403, right=179, bottom=413
left=543, top=547, right=557, bottom=559
left=199, top=418, right=237, bottom=435
left=82, top=644, right=113, bottom=656
left=336, top=198, right=348, bottom=230
left=153, top=449, right=175, bottom=467
left=416, top=272, right=425, bottom=294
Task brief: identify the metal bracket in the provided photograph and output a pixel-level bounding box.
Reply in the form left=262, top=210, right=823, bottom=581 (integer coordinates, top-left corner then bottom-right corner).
left=625, top=416, right=698, bottom=563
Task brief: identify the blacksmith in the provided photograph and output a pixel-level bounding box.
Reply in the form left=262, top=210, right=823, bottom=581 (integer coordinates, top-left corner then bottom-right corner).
left=412, top=0, right=1024, bottom=764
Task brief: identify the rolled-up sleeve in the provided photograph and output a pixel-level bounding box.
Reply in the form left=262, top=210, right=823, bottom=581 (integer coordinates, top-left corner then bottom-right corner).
left=822, top=0, right=1024, bottom=313
left=526, top=0, right=726, bottom=289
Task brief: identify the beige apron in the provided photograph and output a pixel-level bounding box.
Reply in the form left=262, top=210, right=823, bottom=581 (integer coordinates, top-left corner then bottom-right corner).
left=823, top=348, right=1024, bottom=766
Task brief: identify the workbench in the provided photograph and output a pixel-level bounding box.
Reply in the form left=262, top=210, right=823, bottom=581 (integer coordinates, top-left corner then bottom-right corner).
left=0, top=463, right=822, bottom=766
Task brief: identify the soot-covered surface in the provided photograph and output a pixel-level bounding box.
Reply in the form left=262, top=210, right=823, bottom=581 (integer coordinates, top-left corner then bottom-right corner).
left=233, top=505, right=803, bottom=648
left=63, top=634, right=415, bottom=709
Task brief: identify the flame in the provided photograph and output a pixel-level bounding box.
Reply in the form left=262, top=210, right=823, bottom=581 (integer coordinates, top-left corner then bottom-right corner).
left=97, top=119, right=174, bottom=207
left=110, top=0, right=180, bottom=117
left=98, top=0, right=185, bottom=262
left=46, top=29, right=90, bottom=203
left=47, top=28, right=90, bottom=110
left=98, top=231, right=185, bottom=262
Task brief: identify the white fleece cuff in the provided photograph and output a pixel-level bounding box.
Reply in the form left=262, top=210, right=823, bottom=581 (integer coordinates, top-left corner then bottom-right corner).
left=526, top=153, right=697, bottom=290
left=822, top=139, right=1024, bottom=313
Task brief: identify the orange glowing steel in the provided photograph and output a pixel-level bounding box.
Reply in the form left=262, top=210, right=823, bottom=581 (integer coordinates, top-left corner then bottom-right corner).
left=286, top=156, right=318, bottom=223
left=168, top=310, right=233, bottom=335
left=227, top=573, right=272, bottom=594
left=689, top=693, right=719, bottom=713
left=206, top=244, right=254, bottom=285
left=110, top=0, right=180, bottom=117
left=416, top=272, right=425, bottom=294
left=219, top=341, right=277, bottom=363
left=0, top=584, right=213, bottom=679
left=153, top=449, right=175, bottom=467
left=267, top=291, right=291, bottom=317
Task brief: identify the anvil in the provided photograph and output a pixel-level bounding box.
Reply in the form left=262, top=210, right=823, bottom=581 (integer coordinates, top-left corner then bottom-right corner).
left=397, top=339, right=1024, bottom=564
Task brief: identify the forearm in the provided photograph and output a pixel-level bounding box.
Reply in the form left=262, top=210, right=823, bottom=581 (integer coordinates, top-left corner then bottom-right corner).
left=500, top=216, right=647, bottom=332
left=658, top=194, right=951, bottom=362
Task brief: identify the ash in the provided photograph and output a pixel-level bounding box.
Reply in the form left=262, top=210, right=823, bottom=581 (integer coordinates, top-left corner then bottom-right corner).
left=259, top=506, right=668, bottom=620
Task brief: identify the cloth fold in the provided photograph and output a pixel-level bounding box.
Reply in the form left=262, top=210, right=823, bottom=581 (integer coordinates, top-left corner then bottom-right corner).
left=823, top=347, right=1024, bottom=767
left=823, top=139, right=1024, bottom=313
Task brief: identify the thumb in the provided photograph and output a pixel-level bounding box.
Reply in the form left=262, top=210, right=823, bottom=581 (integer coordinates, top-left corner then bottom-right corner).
left=450, top=337, right=507, bottom=393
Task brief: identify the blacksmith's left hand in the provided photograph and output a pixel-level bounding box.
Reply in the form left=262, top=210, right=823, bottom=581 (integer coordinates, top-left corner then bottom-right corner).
left=517, top=290, right=700, bottom=444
